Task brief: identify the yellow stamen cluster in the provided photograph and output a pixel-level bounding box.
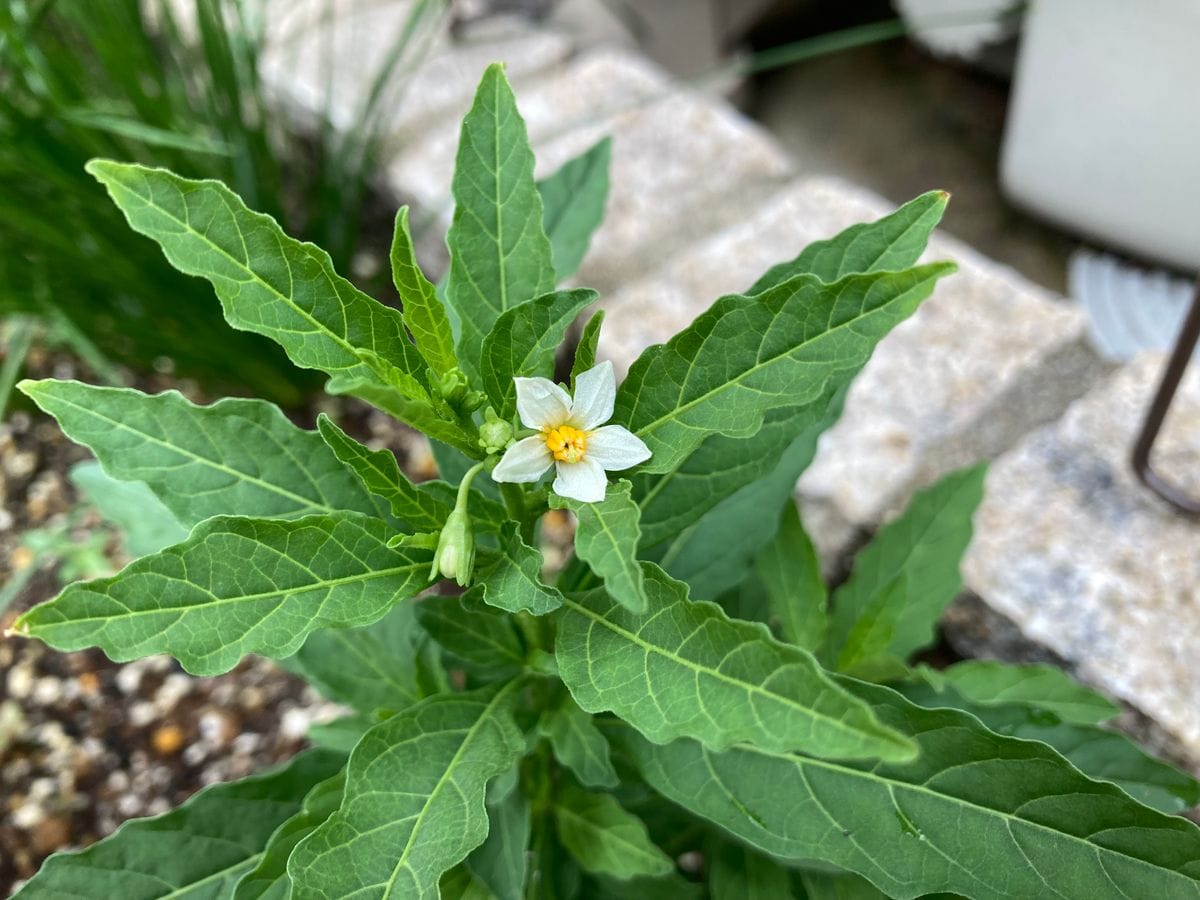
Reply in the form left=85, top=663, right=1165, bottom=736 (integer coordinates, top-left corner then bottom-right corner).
left=544, top=424, right=588, bottom=464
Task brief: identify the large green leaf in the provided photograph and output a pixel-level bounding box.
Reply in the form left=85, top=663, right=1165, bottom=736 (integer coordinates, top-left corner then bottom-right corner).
left=20, top=380, right=380, bottom=527
left=316, top=413, right=453, bottom=533
left=798, top=871, right=888, bottom=900
left=391, top=205, right=458, bottom=377
left=475, top=523, right=564, bottom=615
left=481, top=288, right=598, bottom=419
left=233, top=771, right=346, bottom=900
left=86, top=161, right=432, bottom=410
left=556, top=563, right=914, bottom=762
left=70, top=461, right=188, bottom=557
left=554, top=784, right=674, bottom=881
left=416, top=592, right=527, bottom=677
left=538, top=694, right=619, bottom=789
left=610, top=680, right=1200, bottom=899
left=445, top=64, right=554, bottom=378
left=15, top=749, right=342, bottom=899
left=615, top=263, right=954, bottom=475
left=748, top=190, right=949, bottom=294
left=756, top=500, right=827, bottom=652
left=707, top=841, right=793, bottom=900
left=897, top=680, right=1200, bottom=814
left=466, top=779, right=530, bottom=900
left=823, top=464, right=987, bottom=677
left=289, top=683, right=527, bottom=899
left=538, top=136, right=611, bottom=282
left=552, top=480, right=647, bottom=614
left=12, top=513, right=432, bottom=675
left=571, top=310, right=604, bottom=386
left=914, top=660, right=1121, bottom=725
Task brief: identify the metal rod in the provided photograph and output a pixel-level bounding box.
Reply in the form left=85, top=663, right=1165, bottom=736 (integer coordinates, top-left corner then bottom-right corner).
left=1130, top=276, right=1200, bottom=517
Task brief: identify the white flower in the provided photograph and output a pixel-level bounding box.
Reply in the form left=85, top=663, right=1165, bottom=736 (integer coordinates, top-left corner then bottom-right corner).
left=491, top=361, right=651, bottom=503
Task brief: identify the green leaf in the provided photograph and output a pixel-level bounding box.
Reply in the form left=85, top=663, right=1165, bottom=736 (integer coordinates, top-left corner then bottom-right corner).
left=466, top=781, right=530, bottom=900
left=915, top=660, right=1121, bottom=725
left=317, top=413, right=454, bottom=533
left=554, top=784, right=674, bottom=881
left=823, top=464, right=987, bottom=677
left=20, top=380, right=381, bottom=528
left=475, top=523, right=564, bottom=615
left=416, top=593, right=527, bottom=677
left=538, top=694, right=619, bottom=789
left=616, top=264, right=954, bottom=475
left=15, top=749, right=342, bottom=899
left=481, top=288, right=598, bottom=419
left=756, top=500, right=827, bottom=652
left=282, top=603, right=428, bottom=713
left=392, top=206, right=458, bottom=377
left=289, top=683, right=527, bottom=899
left=445, top=64, right=555, bottom=379
left=896, top=679, right=1200, bottom=814
left=538, top=136, right=611, bottom=282
left=798, top=871, right=889, bottom=900
left=556, top=563, right=915, bottom=762
left=13, top=512, right=432, bottom=675
left=610, top=679, right=1200, bottom=899
left=70, top=461, right=188, bottom=557
left=552, top=480, right=647, bottom=614
left=571, top=310, right=604, bottom=387
left=323, top=375, right=480, bottom=457
left=86, top=161, right=433, bottom=411
left=708, top=841, right=793, bottom=900
left=440, top=866, right=499, bottom=899
left=234, top=770, right=346, bottom=900
left=749, top=190, right=950, bottom=293
left=308, top=713, right=378, bottom=755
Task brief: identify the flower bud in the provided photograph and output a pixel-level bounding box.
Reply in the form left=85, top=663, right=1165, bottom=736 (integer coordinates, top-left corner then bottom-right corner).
left=438, top=367, right=469, bottom=405
left=478, top=407, right=514, bottom=455
left=429, top=506, right=475, bottom=587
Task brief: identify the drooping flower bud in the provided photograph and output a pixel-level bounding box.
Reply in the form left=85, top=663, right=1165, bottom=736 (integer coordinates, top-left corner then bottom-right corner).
left=429, top=505, right=475, bottom=587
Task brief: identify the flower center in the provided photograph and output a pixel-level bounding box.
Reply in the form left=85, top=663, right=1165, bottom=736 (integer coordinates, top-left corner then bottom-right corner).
left=544, top=425, right=588, bottom=464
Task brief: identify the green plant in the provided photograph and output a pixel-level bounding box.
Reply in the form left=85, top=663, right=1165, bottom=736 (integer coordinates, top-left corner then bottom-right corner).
left=0, top=0, right=444, bottom=402
left=9, top=65, right=1200, bottom=899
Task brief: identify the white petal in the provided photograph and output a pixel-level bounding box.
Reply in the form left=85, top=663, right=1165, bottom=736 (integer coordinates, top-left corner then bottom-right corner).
left=585, top=424, right=652, bottom=471
left=515, top=377, right=572, bottom=430
left=553, top=458, right=608, bottom=503
left=491, top=436, right=553, bottom=483
left=569, top=360, right=615, bottom=430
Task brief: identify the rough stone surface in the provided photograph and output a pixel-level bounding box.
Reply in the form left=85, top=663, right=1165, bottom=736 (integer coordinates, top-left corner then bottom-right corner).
left=955, top=354, right=1200, bottom=764
left=596, top=176, right=1108, bottom=548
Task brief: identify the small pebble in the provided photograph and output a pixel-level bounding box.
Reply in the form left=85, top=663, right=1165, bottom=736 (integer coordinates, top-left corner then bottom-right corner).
left=115, top=664, right=143, bottom=695
left=151, top=724, right=185, bottom=756
left=11, top=801, right=44, bottom=831
left=127, top=701, right=156, bottom=728
left=7, top=664, right=34, bottom=700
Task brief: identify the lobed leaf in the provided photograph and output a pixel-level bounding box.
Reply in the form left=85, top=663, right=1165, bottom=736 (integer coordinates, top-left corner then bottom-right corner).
left=799, top=871, right=889, bottom=900
left=556, top=563, right=915, bottom=762
left=475, top=523, right=564, bottom=615
left=466, top=780, right=530, bottom=900
left=12, top=513, right=432, bottom=675
left=552, top=480, right=647, bottom=614
left=70, top=461, right=187, bottom=558
left=391, top=206, right=458, bottom=377
left=538, top=694, right=619, bottom=789
left=445, top=63, right=555, bottom=379
left=538, top=136, right=611, bottom=282
left=611, top=679, right=1200, bottom=899
left=14, top=749, right=342, bottom=899
left=289, top=683, right=527, bottom=899
left=553, top=784, right=674, bottom=881
left=416, top=593, right=527, bottom=677
left=707, top=841, right=794, bottom=900
left=756, top=500, right=827, bottom=652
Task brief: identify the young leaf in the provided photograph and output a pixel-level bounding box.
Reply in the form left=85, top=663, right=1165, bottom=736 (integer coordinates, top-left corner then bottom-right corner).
left=466, top=781, right=530, bottom=900
left=86, top=161, right=432, bottom=408
left=317, top=413, right=454, bottom=533
left=445, top=63, right=555, bottom=378
left=551, top=479, right=647, bottom=614
left=571, top=310, right=605, bottom=387
left=14, top=749, right=342, bottom=899
left=610, top=679, right=1200, bottom=899
left=70, top=461, right=188, bottom=557
left=538, top=136, right=611, bottom=282
left=233, top=770, right=346, bottom=900
left=416, top=592, right=527, bottom=677
left=392, top=205, right=458, bottom=377
left=915, top=660, right=1121, bottom=725
left=289, top=683, right=526, bottom=899
left=823, top=464, right=987, bottom=677
left=475, top=523, right=564, bottom=615
left=897, top=680, right=1200, bottom=814
left=553, top=784, right=674, bottom=881
left=12, top=513, right=432, bottom=675
left=538, top=694, right=619, bottom=789
left=481, top=288, right=598, bottom=419
left=749, top=190, right=950, bottom=293
left=20, top=381, right=380, bottom=527
left=556, top=563, right=915, bottom=762
left=323, top=375, right=481, bottom=456
left=708, top=841, right=794, bottom=900
left=756, top=500, right=827, bottom=652
left=282, top=603, right=428, bottom=714
left=615, top=264, right=954, bottom=475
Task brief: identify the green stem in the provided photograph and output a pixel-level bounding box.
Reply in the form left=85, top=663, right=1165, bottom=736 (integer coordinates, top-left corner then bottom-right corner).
left=0, top=317, right=35, bottom=421
left=455, top=460, right=486, bottom=512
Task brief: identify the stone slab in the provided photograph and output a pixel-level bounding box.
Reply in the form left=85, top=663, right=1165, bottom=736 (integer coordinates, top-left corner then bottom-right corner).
left=596, top=176, right=1107, bottom=551
left=956, top=354, right=1200, bottom=763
